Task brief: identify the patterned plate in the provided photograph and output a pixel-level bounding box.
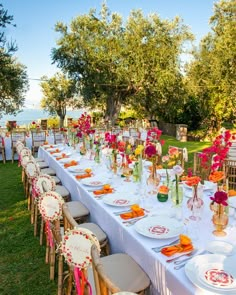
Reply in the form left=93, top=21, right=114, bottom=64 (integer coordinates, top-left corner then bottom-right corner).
left=185, top=254, right=236, bottom=294
left=102, top=194, right=138, bottom=207
left=134, top=216, right=183, bottom=239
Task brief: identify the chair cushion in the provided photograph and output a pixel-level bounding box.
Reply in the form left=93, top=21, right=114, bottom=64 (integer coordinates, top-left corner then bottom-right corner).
left=66, top=201, right=89, bottom=218
left=55, top=185, right=70, bottom=197
left=51, top=175, right=61, bottom=184
left=37, top=161, right=49, bottom=169
left=78, top=222, right=107, bottom=243
left=40, top=167, right=56, bottom=176
left=100, top=254, right=150, bottom=293
left=35, top=158, right=44, bottom=162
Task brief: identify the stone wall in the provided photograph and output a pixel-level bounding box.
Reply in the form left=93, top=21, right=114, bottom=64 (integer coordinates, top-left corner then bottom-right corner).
left=159, top=121, right=188, bottom=142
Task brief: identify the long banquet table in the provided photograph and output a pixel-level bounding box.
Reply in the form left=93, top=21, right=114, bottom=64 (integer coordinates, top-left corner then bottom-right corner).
left=38, top=145, right=236, bottom=295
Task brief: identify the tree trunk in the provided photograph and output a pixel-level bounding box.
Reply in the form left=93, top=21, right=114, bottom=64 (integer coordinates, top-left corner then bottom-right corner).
left=105, top=95, right=121, bottom=127
left=59, top=115, right=65, bottom=128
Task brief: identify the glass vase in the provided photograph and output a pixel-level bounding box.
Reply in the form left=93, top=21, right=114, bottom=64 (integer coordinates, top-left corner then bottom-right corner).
left=94, top=148, right=101, bottom=164
left=171, top=181, right=183, bottom=207
left=187, top=184, right=204, bottom=221
left=211, top=203, right=228, bottom=237
left=146, top=157, right=160, bottom=194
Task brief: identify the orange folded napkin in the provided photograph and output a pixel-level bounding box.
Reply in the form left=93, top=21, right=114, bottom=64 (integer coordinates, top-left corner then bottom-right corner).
left=50, top=149, right=60, bottom=154
left=120, top=204, right=145, bottom=220
left=56, top=153, right=69, bottom=161
left=93, top=184, right=114, bottom=196
left=75, top=173, right=92, bottom=180
left=161, top=234, right=193, bottom=257
left=228, top=190, right=236, bottom=197
left=64, top=160, right=78, bottom=168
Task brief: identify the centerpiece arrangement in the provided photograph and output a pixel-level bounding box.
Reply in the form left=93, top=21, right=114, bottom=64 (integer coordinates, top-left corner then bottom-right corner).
left=145, top=143, right=161, bottom=194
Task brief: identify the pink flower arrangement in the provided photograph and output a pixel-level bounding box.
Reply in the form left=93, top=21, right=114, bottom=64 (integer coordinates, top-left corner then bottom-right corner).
left=147, top=127, right=162, bottom=142
left=210, top=191, right=228, bottom=206
left=199, top=130, right=234, bottom=172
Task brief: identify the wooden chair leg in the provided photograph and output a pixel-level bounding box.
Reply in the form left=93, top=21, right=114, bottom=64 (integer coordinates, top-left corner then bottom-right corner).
left=30, top=198, right=35, bottom=224
left=40, top=218, right=44, bottom=245
left=50, top=244, right=55, bottom=280
left=34, top=204, right=38, bottom=236
left=66, top=269, right=73, bottom=295
left=58, top=255, right=64, bottom=295
left=45, top=237, right=50, bottom=264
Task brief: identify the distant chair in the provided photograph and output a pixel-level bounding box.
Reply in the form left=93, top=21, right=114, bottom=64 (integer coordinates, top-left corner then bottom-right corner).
left=52, top=129, right=64, bottom=145
left=223, top=159, right=236, bottom=190
left=168, top=146, right=187, bottom=169
left=0, top=135, right=6, bottom=164
left=31, top=130, right=47, bottom=156
left=40, top=119, right=48, bottom=130
left=10, top=130, right=26, bottom=163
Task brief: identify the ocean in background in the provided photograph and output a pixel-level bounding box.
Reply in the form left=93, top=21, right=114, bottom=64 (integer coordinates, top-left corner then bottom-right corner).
left=0, top=108, right=84, bottom=126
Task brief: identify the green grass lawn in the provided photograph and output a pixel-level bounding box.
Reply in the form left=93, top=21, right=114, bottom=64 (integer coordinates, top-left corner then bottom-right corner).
left=0, top=135, right=210, bottom=294
left=161, top=135, right=211, bottom=168
left=0, top=162, right=57, bottom=295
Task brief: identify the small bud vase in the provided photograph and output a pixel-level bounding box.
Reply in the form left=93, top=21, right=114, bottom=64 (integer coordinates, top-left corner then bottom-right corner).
left=187, top=184, right=204, bottom=221
left=171, top=177, right=183, bottom=207
left=210, top=203, right=228, bottom=237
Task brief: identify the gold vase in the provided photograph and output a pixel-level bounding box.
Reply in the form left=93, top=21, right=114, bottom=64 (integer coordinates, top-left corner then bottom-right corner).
left=211, top=203, right=228, bottom=237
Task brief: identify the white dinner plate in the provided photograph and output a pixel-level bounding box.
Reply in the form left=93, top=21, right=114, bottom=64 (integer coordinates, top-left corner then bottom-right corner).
left=81, top=177, right=109, bottom=187
left=134, top=216, right=183, bottom=239
left=229, top=197, right=236, bottom=208
left=68, top=166, right=91, bottom=175
left=206, top=241, right=235, bottom=256
left=185, top=254, right=236, bottom=294
left=102, top=194, right=138, bottom=207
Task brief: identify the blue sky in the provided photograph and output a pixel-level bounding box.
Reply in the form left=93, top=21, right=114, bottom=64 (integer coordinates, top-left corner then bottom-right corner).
left=2, top=0, right=217, bottom=108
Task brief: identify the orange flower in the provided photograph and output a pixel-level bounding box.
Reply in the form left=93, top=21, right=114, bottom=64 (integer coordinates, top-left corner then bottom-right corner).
left=168, top=147, right=179, bottom=157
left=158, top=185, right=169, bottom=194
left=209, top=171, right=224, bottom=183
left=185, top=176, right=201, bottom=187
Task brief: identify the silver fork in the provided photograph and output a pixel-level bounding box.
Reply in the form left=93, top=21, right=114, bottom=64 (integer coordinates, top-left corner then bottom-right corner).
left=166, top=249, right=198, bottom=263
left=174, top=250, right=206, bottom=270
left=122, top=215, right=148, bottom=226
left=151, top=238, right=179, bottom=253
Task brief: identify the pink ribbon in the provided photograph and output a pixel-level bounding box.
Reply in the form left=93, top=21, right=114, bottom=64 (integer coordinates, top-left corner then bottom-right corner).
left=31, top=177, right=38, bottom=199
left=45, top=220, right=54, bottom=248
left=74, top=267, right=92, bottom=295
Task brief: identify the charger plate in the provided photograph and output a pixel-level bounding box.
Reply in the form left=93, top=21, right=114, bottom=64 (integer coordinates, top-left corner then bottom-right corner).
left=185, top=254, right=236, bottom=294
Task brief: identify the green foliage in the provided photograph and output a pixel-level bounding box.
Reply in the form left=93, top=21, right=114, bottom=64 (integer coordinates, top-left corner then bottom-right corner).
left=52, top=4, right=193, bottom=125
left=178, top=96, right=202, bottom=130
left=186, top=0, right=236, bottom=132
left=40, top=72, right=81, bottom=127
left=0, top=4, right=28, bottom=118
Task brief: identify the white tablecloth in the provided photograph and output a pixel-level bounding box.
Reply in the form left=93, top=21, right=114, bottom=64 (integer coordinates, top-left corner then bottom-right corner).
left=1, top=135, right=54, bottom=160
left=38, top=146, right=236, bottom=295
